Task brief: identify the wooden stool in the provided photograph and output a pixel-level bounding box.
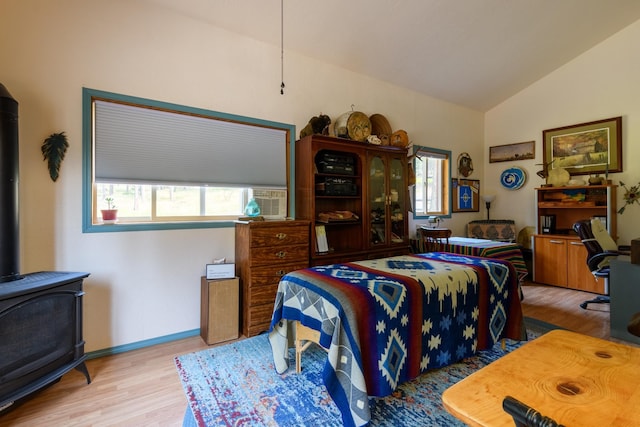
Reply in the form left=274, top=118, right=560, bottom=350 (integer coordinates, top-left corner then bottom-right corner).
left=294, top=321, right=327, bottom=373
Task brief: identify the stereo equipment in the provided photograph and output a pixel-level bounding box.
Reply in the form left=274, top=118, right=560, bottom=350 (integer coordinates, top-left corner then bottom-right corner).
left=316, top=152, right=355, bottom=175
left=316, top=177, right=357, bottom=196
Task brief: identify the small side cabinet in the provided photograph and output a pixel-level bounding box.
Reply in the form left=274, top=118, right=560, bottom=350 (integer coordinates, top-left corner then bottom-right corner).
left=200, top=276, right=240, bottom=345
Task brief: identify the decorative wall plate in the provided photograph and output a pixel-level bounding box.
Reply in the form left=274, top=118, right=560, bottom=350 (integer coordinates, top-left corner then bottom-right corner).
left=500, top=167, right=527, bottom=190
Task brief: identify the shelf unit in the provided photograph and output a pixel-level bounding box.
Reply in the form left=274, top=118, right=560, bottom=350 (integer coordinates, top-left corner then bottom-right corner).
left=295, top=135, right=410, bottom=266
left=535, top=184, right=617, bottom=237
left=532, top=184, right=617, bottom=293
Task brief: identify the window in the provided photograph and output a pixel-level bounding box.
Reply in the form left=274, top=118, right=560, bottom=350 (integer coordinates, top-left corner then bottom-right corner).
left=82, top=88, right=294, bottom=232
left=412, top=146, right=451, bottom=218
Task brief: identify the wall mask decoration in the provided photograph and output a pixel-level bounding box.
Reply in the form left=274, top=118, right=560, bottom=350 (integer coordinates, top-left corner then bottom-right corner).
left=457, top=152, right=474, bottom=178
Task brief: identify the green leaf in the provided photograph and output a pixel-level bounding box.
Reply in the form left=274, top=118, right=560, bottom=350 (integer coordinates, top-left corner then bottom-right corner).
left=41, top=132, right=69, bottom=182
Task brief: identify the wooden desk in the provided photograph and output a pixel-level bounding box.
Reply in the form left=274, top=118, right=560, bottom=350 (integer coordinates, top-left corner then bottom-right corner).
left=442, top=329, right=640, bottom=427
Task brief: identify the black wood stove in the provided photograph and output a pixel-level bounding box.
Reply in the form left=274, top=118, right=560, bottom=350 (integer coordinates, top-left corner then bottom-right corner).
left=0, top=83, right=90, bottom=412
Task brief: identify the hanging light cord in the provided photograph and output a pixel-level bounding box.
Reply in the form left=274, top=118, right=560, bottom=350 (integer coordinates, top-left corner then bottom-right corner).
left=280, top=0, right=285, bottom=95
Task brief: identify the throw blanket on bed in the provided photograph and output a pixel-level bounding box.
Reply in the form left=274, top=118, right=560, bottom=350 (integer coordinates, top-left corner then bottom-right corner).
left=269, top=253, right=524, bottom=427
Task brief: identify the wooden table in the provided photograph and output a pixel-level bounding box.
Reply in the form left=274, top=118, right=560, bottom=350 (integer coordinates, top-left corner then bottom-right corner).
left=442, top=329, right=640, bottom=427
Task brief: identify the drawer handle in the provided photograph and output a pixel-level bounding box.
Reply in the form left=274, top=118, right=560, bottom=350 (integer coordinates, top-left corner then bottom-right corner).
left=276, top=251, right=287, bottom=258
left=550, top=240, right=564, bottom=244
left=276, top=233, right=287, bottom=240
left=570, top=241, right=583, bottom=246
left=277, top=270, right=286, bottom=276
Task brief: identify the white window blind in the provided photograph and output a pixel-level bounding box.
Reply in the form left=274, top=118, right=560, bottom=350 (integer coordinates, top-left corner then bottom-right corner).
left=94, top=100, right=287, bottom=188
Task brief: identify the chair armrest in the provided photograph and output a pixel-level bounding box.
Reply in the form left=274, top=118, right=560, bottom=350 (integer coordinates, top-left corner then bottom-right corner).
left=587, top=251, right=619, bottom=273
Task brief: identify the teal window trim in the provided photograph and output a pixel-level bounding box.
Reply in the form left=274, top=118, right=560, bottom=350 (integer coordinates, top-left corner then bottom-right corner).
left=412, top=144, right=452, bottom=220
left=82, top=87, right=296, bottom=233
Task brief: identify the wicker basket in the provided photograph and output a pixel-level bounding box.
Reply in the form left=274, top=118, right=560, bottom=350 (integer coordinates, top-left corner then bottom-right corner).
left=369, top=114, right=392, bottom=144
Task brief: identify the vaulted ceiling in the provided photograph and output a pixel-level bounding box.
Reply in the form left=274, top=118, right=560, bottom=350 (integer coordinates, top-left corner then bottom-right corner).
left=146, top=0, right=640, bottom=111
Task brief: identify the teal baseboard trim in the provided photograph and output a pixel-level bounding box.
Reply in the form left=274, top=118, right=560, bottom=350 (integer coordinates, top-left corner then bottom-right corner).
left=86, top=329, right=201, bottom=360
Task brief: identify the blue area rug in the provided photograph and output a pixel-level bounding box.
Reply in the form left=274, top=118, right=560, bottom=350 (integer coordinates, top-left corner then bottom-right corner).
left=176, top=322, right=547, bottom=427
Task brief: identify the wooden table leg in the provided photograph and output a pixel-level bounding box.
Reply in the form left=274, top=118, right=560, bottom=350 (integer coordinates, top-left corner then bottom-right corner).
left=294, top=321, right=323, bottom=373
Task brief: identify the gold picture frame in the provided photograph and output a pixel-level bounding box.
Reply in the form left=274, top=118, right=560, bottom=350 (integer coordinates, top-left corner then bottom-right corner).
left=543, top=117, right=622, bottom=176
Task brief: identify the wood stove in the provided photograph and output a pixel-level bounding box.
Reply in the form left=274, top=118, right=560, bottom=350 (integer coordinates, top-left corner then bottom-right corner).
left=0, top=272, right=91, bottom=411
left=0, top=84, right=91, bottom=411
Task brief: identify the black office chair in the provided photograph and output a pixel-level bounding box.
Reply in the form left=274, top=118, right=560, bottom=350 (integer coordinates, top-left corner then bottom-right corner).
left=572, top=219, right=620, bottom=309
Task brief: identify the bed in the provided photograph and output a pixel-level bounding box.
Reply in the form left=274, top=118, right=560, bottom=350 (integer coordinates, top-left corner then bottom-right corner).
left=268, top=252, right=524, bottom=427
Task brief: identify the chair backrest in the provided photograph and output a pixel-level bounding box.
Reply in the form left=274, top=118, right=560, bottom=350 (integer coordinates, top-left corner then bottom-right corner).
left=418, top=226, right=452, bottom=252
left=573, top=219, right=618, bottom=273
left=572, top=219, right=602, bottom=258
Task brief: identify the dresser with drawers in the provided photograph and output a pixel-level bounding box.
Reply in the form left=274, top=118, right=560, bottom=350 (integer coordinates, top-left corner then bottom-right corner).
left=235, top=220, right=310, bottom=337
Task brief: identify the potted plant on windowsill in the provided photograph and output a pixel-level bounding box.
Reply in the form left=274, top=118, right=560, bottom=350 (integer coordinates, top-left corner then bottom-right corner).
left=101, top=197, right=118, bottom=223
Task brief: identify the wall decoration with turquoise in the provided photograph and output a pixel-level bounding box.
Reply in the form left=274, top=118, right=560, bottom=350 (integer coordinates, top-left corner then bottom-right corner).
left=500, top=167, right=527, bottom=190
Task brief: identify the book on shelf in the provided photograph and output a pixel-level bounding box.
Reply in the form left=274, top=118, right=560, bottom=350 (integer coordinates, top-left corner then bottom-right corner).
left=315, top=225, right=329, bottom=253
left=540, top=215, right=556, bottom=234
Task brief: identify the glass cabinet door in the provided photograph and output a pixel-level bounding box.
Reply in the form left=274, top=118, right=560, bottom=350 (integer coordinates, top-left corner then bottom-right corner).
left=389, top=156, right=406, bottom=243
left=368, top=153, right=407, bottom=247
left=369, top=155, right=386, bottom=246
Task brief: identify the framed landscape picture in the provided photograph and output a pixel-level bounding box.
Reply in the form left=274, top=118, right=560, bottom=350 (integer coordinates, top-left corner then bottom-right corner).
left=452, top=179, right=479, bottom=212
left=489, top=140, right=535, bottom=163
left=543, top=117, right=622, bottom=176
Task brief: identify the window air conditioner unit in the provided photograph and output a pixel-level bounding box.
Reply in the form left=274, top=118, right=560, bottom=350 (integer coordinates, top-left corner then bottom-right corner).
left=250, top=189, right=287, bottom=219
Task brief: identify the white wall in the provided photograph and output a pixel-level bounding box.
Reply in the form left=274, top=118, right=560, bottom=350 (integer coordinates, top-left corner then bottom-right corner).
left=484, top=21, right=640, bottom=244
left=2, top=0, right=484, bottom=351
left=485, top=19, right=640, bottom=244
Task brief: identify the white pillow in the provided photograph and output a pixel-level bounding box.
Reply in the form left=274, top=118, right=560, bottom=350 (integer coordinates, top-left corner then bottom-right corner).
left=590, top=218, right=617, bottom=251
left=590, top=218, right=618, bottom=270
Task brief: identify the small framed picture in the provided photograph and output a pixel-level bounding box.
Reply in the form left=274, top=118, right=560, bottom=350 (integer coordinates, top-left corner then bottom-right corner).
left=489, top=141, right=535, bottom=163
left=452, top=179, right=480, bottom=213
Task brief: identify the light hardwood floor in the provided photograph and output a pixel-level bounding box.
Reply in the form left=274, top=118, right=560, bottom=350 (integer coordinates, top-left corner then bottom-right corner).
left=0, top=282, right=622, bottom=426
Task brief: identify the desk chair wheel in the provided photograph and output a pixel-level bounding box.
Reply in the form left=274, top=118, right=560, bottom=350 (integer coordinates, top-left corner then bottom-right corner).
left=579, top=295, right=610, bottom=310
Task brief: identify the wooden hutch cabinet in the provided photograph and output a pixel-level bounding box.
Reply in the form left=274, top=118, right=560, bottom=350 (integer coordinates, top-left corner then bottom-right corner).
left=533, top=184, right=616, bottom=293
left=235, top=219, right=310, bottom=337
left=295, top=135, right=410, bottom=266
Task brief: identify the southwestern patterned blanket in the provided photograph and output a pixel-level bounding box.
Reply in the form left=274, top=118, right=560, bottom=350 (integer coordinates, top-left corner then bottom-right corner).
left=268, top=252, right=524, bottom=427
